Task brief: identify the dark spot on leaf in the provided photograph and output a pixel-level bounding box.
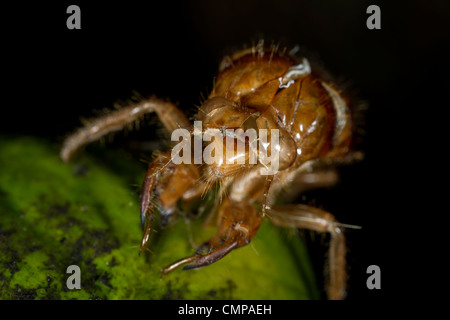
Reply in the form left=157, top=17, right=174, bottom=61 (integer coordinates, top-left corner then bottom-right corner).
left=3, top=260, right=19, bottom=276
left=0, top=188, right=8, bottom=197
left=48, top=202, right=71, bottom=217
left=12, top=285, right=37, bottom=300
left=161, top=280, right=189, bottom=300
left=73, top=163, right=89, bottom=177
left=0, top=227, right=14, bottom=237
left=206, top=289, right=217, bottom=298
left=109, top=257, right=117, bottom=267
left=97, top=271, right=113, bottom=289
left=56, top=216, right=85, bottom=233
left=215, top=279, right=237, bottom=299
left=0, top=236, right=20, bottom=277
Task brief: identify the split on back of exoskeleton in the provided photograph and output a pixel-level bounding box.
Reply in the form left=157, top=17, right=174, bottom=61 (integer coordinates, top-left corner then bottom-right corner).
left=60, top=41, right=363, bottom=300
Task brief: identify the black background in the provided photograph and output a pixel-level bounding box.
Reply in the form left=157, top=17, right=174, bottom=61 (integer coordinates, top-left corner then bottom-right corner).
left=2, top=0, right=449, bottom=302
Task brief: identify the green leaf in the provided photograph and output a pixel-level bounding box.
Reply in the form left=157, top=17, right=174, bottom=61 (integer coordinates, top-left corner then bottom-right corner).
left=0, top=136, right=319, bottom=299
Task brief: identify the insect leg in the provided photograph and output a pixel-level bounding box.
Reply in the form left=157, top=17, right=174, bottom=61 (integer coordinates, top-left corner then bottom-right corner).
left=161, top=240, right=239, bottom=275
left=161, top=198, right=261, bottom=274
left=139, top=153, right=171, bottom=254
left=139, top=152, right=202, bottom=253
left=268, top=204, right=360, bottom=300
left=60, top=97, right=191, bottom=162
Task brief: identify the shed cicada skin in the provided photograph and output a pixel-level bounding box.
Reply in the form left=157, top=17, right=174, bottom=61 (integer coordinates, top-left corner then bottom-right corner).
left=61, top=42, right=363, bottom=299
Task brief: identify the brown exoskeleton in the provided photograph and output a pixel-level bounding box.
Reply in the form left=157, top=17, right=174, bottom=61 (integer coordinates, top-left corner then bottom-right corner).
left=61, top=41, right=363, bottom=300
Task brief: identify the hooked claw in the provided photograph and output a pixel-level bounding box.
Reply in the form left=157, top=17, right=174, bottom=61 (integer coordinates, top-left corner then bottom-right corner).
left=161, top=198, right=261, bottom=275
left=161, top=240, right=239, bottom=275
left=139, top=166, right=157, bottom=254
left=138, top=154, right=171, bottom=254
left=138, top=153, right=200, bottom=254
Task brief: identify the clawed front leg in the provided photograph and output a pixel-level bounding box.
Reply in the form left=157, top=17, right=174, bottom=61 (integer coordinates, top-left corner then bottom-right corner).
left=268, top=204, right=360, bottom=300
left=162, top=198, right=261, bottom=275
left=59, top=95, right=205, bottom=256
left=139, top=152, right=201, bottom=254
